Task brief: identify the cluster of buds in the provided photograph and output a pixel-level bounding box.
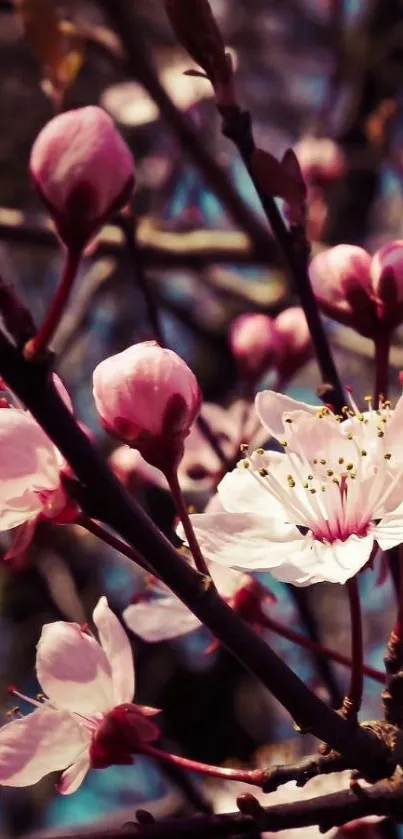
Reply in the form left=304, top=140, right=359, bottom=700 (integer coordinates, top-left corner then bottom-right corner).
left=309, top=241, right=403, bottom=338
left=229, top=307, right=312, bottom=388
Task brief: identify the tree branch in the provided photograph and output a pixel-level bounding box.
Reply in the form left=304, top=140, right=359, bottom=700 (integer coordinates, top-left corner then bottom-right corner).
left=25, top=780, right=403, bottom=839
left=0, top=328, right=394, bottom=780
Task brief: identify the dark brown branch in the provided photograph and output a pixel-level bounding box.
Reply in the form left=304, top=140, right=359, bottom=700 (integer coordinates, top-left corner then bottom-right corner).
left=0, top=329, right=394, bottom=780
left=25, top=780, right=403, bottom=839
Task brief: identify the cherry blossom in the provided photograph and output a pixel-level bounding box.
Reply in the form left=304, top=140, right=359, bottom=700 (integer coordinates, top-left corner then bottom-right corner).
left=0, top=597, right=159, bottom=794
left=184, top=390, right=403, bottom=586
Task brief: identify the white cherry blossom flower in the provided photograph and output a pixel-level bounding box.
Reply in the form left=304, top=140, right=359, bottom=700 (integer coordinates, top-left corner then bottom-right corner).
left=185, top=390, right=403, bottom=586
left=0, top=597, right=159, bottom=794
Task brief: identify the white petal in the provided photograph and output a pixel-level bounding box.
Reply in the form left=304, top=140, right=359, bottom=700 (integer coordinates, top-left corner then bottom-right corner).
left=188, top=512, right=306, bottom=571
left=209, top=561, right=245, bottom=598
left=374, top=505, right=403, bottom=550
left=255, top=391, right=318, bottom=438
left=217, top=461, right=287, bottom=519
left=124, top=596, right=200, bottom=642
left=0, top=706, right=87, bottom=788
left=36, top=622, right=114, bottom=714
left=295, top=534, right=375, bottom=585
left=93, top=596, right=135, bottom=704
left=58, top=750, right=90, bottom=795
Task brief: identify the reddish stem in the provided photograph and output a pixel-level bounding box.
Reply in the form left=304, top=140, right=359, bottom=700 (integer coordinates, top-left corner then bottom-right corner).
left=167, top=469, right=209, bottom=576
left=142, top=744, right=264, bottom=787
left=260, top=613, right=383, bottom=684
left=374, top=331, right=391, bottom=403
left=343, top=578, right=364, bottom=717
left=77, top=513, right=153, bottom=574
left=26, top=247, right=82, bottom=358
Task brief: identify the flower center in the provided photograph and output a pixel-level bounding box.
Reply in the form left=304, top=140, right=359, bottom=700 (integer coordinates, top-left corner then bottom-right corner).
left=240, top=394, right=399, bottom=545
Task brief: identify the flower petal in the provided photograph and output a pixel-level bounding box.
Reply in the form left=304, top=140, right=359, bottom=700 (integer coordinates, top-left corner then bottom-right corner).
left=255, top=391, right=318, bottom=438
left=0, top=409, right=60, bottom=531
left=124, top=596, right=200, bottom=642
left=217, top=461, right=287, bottom=519
left=58, top=750, right=90, bottom=795
left=36, top=622, right=114, bottom=714
left=93, top=596, right=135, bottom=704
left=302, top=534, right=375, bottom=585
left=374, top=504, right=403, bottom=550
left=0, top=706, right=87, bottom=788
left=186, top=512, right=306, bottom=571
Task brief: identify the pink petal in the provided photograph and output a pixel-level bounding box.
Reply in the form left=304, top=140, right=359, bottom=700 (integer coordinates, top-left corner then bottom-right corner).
left=0, top=706, right=87, bottom=787
left=58, top=750, right=90, bottom=795
left=36, top=622, right=114, bottom=714
left=3, top=518, right=37, bottom=565
left=123, top=596, right=200, bottom=642
left=93, top=596, right=135, bottom=704
left=0, top=409, right=60, bottom=531
left=186, top=512, right=307, bottom=571
left=255, top=391, right=318, bottom=439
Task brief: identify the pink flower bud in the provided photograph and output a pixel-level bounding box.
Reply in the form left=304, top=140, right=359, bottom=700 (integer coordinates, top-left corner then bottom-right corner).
left=229, top=313, right=277, bottom=381
left=293, top=136, right=346, bottom=184
left=93, top=341, right=202, bottom=475
left=310, top=242, right=403, bottom=336
left=370, top=240, right=403, bottom=327
left=273, top=307, right=312, bottom=385
left=30, top=106, right=135, bottom=251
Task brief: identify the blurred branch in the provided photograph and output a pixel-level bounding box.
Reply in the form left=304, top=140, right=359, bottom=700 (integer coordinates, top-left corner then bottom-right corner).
left=0, top=208, right=275, bottom=266
left=26, top=779, right=403, bottom=839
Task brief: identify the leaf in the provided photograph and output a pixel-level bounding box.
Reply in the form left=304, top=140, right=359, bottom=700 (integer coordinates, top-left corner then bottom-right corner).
left=13, top=0, right=85, bottom=109
left=250, top=148, right=307, bottom=205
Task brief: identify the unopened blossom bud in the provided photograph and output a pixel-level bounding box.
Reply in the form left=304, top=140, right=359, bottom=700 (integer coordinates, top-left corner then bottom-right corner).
left=310, top=242, right=403, bottom=337
left=229, top=313, right=277, bottom=382
left=93, top=341, right=202, bottom=476
left=274, top=307, right=312, bottom=385
left=30, top=106, right=135, bottom=251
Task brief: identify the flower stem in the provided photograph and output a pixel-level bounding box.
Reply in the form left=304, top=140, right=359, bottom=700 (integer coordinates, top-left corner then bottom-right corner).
left=343, top=578, right=364, bottom=718
left=119, top=211, right=165, bottom=346
left=384, top=546, right=403, bottom=676
left=167, top=469, right=210, bottom=576
left=374, top=331, right=391, bottom=402
left=25, top=247, right=82, bottom=359
left=261, top=613, right=383, bottom=684
left=77, top=513, right=153, bottom=574
left=142, top=744, right=265, bottom=787
left=218, top=105, right=345, bottom=415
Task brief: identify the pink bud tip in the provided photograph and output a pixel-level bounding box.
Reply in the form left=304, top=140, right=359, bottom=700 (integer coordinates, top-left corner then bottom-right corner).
left=93, top=341, right=202, bottom=475
left=30, top=106, right=135, bottom=251
left=229, top=313, right=277, bottom=380
left=273, top=307, right=312, bottom=384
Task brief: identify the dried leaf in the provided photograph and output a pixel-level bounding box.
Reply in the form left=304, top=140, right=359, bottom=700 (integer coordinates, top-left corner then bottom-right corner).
left=13, top=0, right=85, bottom=109
left=164, top=0, right=231, bottom=89
left=250, top=148, right=307, bottom=206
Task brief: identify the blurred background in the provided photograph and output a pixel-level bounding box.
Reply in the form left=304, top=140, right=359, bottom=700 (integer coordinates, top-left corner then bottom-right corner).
left=0, top=0, right=402, bottom=836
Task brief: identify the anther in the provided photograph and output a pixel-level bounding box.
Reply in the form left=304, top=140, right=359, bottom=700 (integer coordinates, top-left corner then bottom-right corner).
left=259, top=468, right=268, bottom=477
left=384, top=453, right=392, bottom=460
